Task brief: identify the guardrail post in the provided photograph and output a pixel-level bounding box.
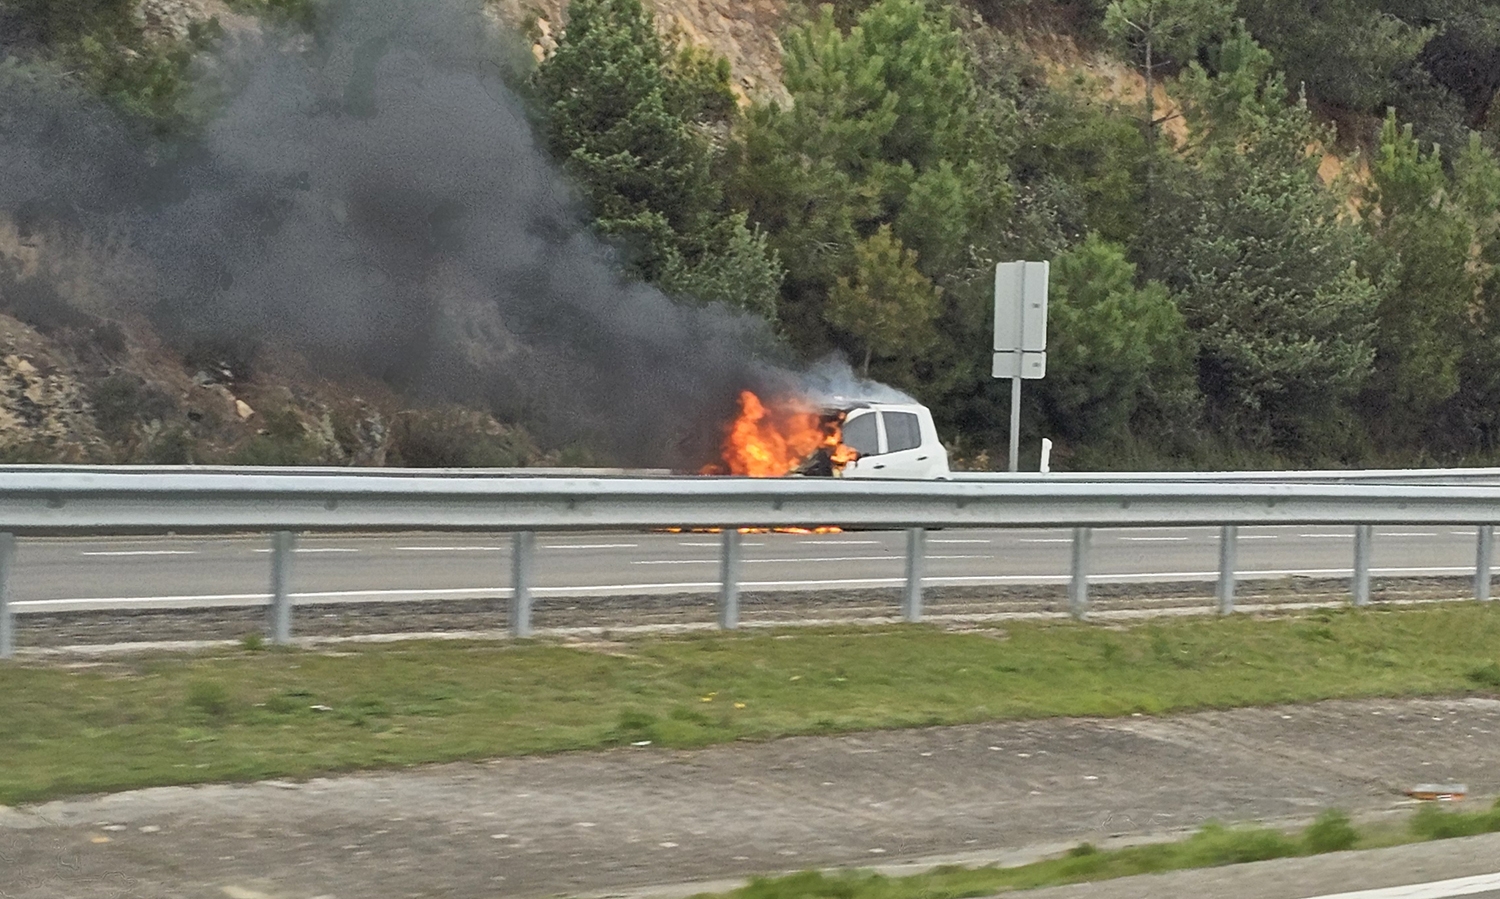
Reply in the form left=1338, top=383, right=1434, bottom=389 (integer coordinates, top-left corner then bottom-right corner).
left=1069, top=527, right=1092, bottom=620
left=718, top=528, right=741, bottom=630
left=268, top=530, right=296, bottom=645
left=1217, top=525, right=1238, bottom=615
left=1477, top=525, right=1494, bottom=602
left=511, top=531, right=535, bottom=638
left=1352, top=524, right=1373, bottom=607
left=0, top=533, right=15, bottom=660
left=903, top=528, right=926, bottom=622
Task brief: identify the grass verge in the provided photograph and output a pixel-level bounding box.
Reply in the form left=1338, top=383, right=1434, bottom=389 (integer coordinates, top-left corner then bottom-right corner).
left=2, top=603, right=1499, bottom=804
left=689, top=803, right=1500, bottom=898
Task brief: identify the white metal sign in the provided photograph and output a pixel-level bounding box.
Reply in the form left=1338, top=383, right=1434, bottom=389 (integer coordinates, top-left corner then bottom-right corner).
left=993, top=260, right=1049, bottom=379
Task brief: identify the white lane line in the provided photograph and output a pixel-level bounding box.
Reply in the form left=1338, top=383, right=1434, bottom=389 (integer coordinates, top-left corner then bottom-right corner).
left=1381, top=532, right=1439, bottom=538
left=634, top=555, right=899, bottom=565
left=79, top=550, right=199, bottom=557
left=251, top=547, right=361, bottom=554
left=787, top=539, right=883, bottom=545
left=1119, top=537, right=1191, bottom=542
left=1300, top=871, right=1500, bottom=899
left=12, top=564, right=1488, bottom=610
left=930, top=539, right=991, bottom=544
left=1299, top=534, right=1350, bottom=539
left=543, top=543, right=639, bottom=550
left=680, top=542, right=767, bottom=547
left=1019, top=538, right=1072, bottom=544
left=1240, top=535, right=1279, bottom=540
left=397, top=546, right=504, bottom=552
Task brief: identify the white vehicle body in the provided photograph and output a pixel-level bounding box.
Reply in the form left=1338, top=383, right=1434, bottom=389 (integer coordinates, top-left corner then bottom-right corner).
left=835, top=401, right=951, bottom=480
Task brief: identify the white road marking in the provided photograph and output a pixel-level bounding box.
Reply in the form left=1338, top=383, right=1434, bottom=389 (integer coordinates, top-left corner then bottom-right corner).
left=1381, top=532, right=1439, bottom=538
left=790, top=539, right=883, bottom=545
left=1240, top=535, right=1280, bottom=540
left=930, top=539, right=991, bottom=544
left=251, top=547, right=361, bottom=554
left=1299, top=534, right=1350, bottom=539
left=1019, top=538, right=1072, bottom=544
left=1299, top=871, right=1500, bottom=899
left=543, top=543, right=638, bottom=550
left=79, top=550, right=199, bottom=557
left=397, top=546, right=504, bottom=552
left=1119, top=537, right=1191, bottom=542
left=677, top=541, right=765, bottom=547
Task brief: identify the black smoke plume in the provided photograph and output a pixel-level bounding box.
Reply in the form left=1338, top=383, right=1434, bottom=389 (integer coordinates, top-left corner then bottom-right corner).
left=0, top=0, right=789, bottom=467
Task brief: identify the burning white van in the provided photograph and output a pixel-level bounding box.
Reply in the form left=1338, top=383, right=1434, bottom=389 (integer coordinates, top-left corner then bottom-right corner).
left=706, top=390, right=950, bottom=480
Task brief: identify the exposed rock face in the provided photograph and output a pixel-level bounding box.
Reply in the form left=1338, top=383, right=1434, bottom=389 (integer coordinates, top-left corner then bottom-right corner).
left=0, top=322, right=103, bottom=460
left=490, top=0, right=792, bottom=105
left=135, top=0, right=256, bottom=42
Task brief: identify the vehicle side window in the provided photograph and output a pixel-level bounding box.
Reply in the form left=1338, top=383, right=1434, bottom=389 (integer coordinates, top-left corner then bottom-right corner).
left=883, top=411, right=922, bottom=452
left=841, top=412, right=880, bottom=456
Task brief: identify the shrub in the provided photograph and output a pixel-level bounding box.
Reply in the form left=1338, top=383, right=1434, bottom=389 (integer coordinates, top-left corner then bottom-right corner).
left=185, top=680, right=232, bottom=719
left=1303, top=810, right=1359, bottom=853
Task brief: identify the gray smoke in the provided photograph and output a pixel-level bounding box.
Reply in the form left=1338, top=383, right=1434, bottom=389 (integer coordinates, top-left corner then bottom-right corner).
left=0, top=0, right=790, bottom=466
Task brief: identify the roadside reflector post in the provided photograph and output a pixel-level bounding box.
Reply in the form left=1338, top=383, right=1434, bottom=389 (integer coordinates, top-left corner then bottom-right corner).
left=1352, top=524, right=1373, bottom=607
left=268, top=530, right=296, bottom=645
left=511, top=530, right=536, bottom=638
left=0, top=533, right=15, bottom=660
left=1217, top=525, right=1238, bottom=616
left=1069, top=527, right=1092, bottom=620
left=1477, top=525, right=1494, bottom=602
left=903, top=528, right=926, bottom=623
left=718, top=528, right=742, bottom=630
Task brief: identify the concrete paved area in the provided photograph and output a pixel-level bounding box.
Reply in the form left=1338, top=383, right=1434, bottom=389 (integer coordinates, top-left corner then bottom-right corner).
left=2, top=696, right=1498, bottom=898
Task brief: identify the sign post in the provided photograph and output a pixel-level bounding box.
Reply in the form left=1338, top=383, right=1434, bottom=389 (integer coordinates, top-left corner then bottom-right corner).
left=993, top=261, right=1049, bottom=472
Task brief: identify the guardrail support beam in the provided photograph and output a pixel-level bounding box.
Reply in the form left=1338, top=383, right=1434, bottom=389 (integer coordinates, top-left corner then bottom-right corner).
left=719, top=528, right=742, bottom=630
left=511, top=531, right=535, bottom=638
left=903, top=528, right=926, bottom=622
left=1069, top=527, right=1092, bottom=620
left=1217, top=525, right=1238, bottom=615
left=1477, top=525, right=1494, bottom=602
left=1352, top=525, right=1373, bottom=607
left=0, top=533, right=14, bottom=660
left=268, top=530, right=296, bottom=645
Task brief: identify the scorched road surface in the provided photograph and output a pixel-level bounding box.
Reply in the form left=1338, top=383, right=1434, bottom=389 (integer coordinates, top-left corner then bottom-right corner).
left=2, top=696, right=1498, bottom=898
left=6, top=525, right=1496, bottom=612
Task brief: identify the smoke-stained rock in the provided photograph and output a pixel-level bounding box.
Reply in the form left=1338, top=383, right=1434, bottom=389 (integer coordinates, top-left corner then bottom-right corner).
left=0, top=0, right=780, bottom=467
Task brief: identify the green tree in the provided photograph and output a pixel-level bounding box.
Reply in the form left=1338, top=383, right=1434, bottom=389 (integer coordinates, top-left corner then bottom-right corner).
left=824, top=225, right=942, bottom=379
left=534, top=0, right=781, bottom=315
left=1151, top=31, right=1380, bottom=453
left=1360, top=113, right=1475, bottom=440
left=1102, top=0, right=1234, bottom=150
left=1037, top=235, right=1196, bottom=442
left=731, top=0, right=1009, bottom=385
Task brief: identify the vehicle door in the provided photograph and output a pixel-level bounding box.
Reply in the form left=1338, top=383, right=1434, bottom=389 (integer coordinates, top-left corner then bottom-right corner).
left=869, top=409, right=940, bottom=478
left=837, top=410, right=884, bottom=477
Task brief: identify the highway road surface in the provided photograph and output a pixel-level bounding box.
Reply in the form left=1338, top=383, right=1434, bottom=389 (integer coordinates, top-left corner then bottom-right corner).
left=5, top=523, right=1495, bottom=613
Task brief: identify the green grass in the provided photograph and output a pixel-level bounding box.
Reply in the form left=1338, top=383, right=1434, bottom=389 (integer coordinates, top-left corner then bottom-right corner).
left=688, top=804, right=1500, bottom=899
left=2, top=604, right=1499, bottom=804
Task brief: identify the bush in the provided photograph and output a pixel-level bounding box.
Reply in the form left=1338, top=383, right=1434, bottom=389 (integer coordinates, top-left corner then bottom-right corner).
left=185, top=680, right=232, bottom=719
left=1303, top=810, right=1359, bottom=853
left=1410, top=799, right=1500, bottom=840
left=1466, top=662, right=1500, bottom=689
left=388, top=407, right=540, bottom=468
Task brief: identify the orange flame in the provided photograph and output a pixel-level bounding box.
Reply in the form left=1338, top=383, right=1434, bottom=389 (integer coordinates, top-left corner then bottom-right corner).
left=707, top=390, right=859, bottom=478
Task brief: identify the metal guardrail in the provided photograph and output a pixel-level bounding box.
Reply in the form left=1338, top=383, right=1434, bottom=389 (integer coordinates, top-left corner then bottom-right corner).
left=0, top=469, right=1497, bottom=657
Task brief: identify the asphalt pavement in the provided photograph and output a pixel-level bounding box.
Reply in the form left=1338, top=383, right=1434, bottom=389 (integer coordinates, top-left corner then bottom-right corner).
left=6, top=525, right=1495, bottom=612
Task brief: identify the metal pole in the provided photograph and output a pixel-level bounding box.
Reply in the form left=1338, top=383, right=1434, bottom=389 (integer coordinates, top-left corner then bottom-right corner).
left=1477, top=525, right=1494, bottom=602
left=268, top=530, right=296, bottom=645
left=903, top=528, right=926, bottom=622
left=1009, top=377, right=1022, bottom=473
left=718, top=528, right=741, bottom=630
left=0, top=533, right=15, bottom=660
left=1352, top=524, right=1373, bottom=607
left=511, top=530, right=535, bottom=638
left=1069, top=527, right=1091, bottom=620
left=1217, top=525, right=1238, bottom=615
